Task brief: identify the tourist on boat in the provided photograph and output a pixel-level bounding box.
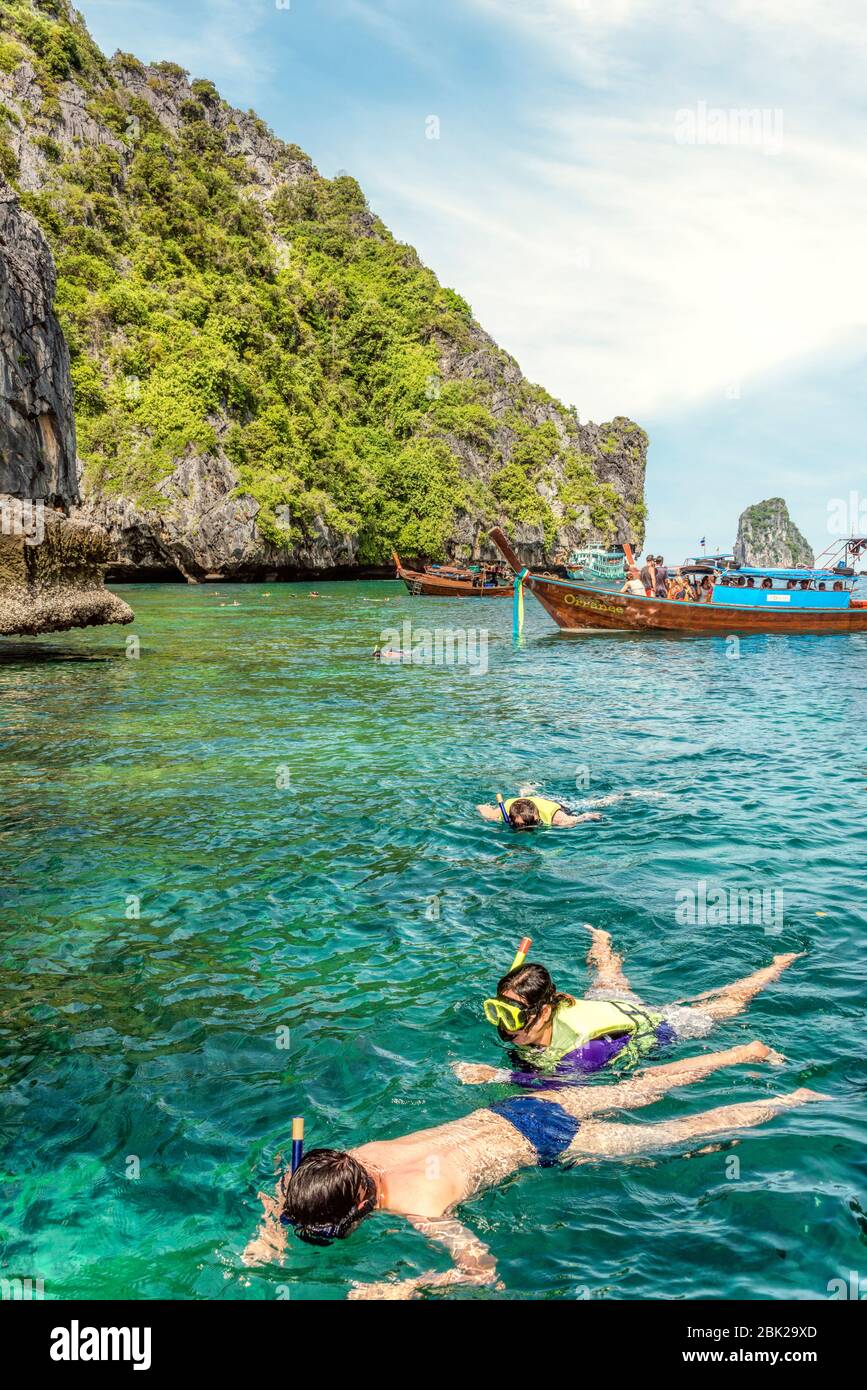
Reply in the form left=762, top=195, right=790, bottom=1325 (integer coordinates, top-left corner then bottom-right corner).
left=699, top=575, right=714, bottom=602
left=621, top=566, right=646, bottom=596
left=654, top=556, right=668, bottom=596
left=639, top=555, right=656, bottom=594
left=243, top=1039, right=821, bottom=1295
left=454, top=928, right=802, bottom=1088
left=666, top=569, right=691, bottom=601
left=477, top=791, right=602, bottom=829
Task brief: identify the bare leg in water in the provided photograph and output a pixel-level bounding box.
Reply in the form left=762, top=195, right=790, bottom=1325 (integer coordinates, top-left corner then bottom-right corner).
left=583, top=926, right=803, bottom=1019
left=569, top=1088, right=818, bottom=1160
left=685, top=953, right=804, bottom=1022
left=584, top=925, right=636, bottom=996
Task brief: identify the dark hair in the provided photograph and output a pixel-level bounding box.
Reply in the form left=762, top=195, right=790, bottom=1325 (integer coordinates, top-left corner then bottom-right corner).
left=507, top=798, right=541, bottom=828
left=496, top=962, right=574, bottom=1026
left=281, top=1148, right=376, bottom=1246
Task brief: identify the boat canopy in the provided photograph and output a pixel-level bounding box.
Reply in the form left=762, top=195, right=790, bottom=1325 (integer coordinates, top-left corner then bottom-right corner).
left=732, top=566, right=851, bottom=581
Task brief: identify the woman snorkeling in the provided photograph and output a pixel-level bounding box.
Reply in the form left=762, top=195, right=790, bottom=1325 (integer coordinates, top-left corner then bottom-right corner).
left=453, top=927, right=803, bottom=1087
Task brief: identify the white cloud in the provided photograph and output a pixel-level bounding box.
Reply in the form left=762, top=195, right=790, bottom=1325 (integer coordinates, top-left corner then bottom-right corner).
left=374, top=0, right=867, bottom=421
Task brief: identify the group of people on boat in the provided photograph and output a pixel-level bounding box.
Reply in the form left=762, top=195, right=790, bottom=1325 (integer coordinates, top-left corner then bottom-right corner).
left=621, top=554, right=714, bottom=603
left=621, top=556, right=852, bottom=604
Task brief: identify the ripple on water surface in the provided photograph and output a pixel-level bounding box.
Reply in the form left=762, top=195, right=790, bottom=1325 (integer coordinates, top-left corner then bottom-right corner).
left=1, top=582, right=866, bottom=1298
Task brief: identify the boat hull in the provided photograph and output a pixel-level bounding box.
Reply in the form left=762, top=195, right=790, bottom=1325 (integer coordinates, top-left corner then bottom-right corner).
left=393, top=554, right=511, bottom=598
left=527, top=575, right=867, bottom=634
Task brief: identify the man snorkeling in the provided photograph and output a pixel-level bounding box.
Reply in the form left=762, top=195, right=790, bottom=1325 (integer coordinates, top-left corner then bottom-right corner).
left=453, top=928, right=804, bottom=1087
left=477, top=788, right=602, bottom=829
left=243, top=1042, right=821, bottom=1299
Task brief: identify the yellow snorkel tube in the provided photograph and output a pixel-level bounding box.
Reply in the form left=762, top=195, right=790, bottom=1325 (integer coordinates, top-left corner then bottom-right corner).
left=510, top=937, right=532, bottom=970
left=482, top=937, right=532, bottom=1030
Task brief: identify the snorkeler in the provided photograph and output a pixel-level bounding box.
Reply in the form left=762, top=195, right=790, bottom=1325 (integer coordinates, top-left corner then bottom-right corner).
left=243, top=1042, right=821, bottom=1298
left=453, top=928, right=803, bottom=1087
left=477, top=788, right=602, bottom=829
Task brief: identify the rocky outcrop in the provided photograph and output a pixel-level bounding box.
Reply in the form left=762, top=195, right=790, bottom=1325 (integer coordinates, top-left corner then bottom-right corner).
left=0, top=180, right=132, bottom=632
left=0, top=502, right=133, bottom=635
left=82, top=452, right=361, bottom=581
left=734, top=498, right=814, bottom=569
left=0, top=186, right=76, bottom=503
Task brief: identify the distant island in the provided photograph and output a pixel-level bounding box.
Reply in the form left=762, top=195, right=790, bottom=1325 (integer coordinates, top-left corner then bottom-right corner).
left=734, top=498, right=814, bottom=569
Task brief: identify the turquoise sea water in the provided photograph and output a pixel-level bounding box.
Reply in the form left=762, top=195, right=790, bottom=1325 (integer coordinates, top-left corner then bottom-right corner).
left=1, top=580, right=866, bottom=1301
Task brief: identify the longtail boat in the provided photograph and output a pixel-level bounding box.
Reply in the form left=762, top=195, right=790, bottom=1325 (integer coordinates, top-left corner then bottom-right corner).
left=490, top=529, right=867, bottom=635
left=392, top=552, right=512, bottom=597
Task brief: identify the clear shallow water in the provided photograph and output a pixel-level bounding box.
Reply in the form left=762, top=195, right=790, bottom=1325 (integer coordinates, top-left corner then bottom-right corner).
left=1, top=580, right=866, bottom=1301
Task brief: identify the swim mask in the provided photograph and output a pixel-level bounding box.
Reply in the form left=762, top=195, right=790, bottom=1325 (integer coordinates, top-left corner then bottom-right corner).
left=483, top=995, right=529, bottom=1034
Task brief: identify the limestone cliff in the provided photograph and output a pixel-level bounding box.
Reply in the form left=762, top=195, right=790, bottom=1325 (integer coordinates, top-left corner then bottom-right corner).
left=734, top=498, right=814, bottom=569
left=0, top=176, right=132, bottom=633
left=0, top=2, right=648, bottom=580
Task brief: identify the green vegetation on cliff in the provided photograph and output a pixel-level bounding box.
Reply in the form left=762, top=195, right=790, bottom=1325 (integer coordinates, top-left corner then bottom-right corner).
left=1, top=0, right=641, bottom=561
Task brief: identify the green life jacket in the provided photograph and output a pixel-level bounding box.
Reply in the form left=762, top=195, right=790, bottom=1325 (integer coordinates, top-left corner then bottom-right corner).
left=518, top=997, right=663, bottom=1069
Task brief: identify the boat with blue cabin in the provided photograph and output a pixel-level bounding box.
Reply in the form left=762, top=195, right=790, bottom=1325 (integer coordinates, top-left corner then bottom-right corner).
left=491, top=531, right=867, bottom=634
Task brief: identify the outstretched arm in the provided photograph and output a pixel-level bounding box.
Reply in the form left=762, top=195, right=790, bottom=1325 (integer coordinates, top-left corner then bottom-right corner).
left=453, top=1039, right=781, bottom=1092
left=241, top=1181, right=287, bottom=1267
left=571, top=1086, right=824, bottom=1159
left=553, top=810, right=602, bottom=826
left=348, top=1214, right=499, bottom=1301
left=477, top=804, right=502, bottom=822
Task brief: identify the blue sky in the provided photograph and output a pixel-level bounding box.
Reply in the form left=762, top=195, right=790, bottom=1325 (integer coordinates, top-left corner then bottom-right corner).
left=78, top=0, right=867, bottom=561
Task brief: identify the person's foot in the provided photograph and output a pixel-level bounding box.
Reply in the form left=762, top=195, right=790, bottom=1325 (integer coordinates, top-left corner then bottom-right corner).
left=749, top=1041, right=786, bottom=1065
left=788, top=1086, right=828, bottom=1103
left=773, top=951, right=806, bottom=967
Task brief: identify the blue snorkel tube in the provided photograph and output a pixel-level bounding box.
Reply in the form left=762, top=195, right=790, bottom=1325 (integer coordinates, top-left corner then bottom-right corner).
left=496, top=792, right=511, bottom=827
left=291, top=1116, right=304, bottom=1174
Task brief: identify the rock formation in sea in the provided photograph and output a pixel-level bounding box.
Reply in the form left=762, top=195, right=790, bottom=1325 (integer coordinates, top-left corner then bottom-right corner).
left=0, top=176, right=132, bottom=634
left=733, top=498, right=814, bottom=569
left=0, top=2, right=648, bottom=581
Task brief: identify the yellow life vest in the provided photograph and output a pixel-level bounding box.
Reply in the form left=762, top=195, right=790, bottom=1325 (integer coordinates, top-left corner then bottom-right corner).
left=516, top=998, right=664, bottom=1071
left=550, top=999, right=642, bottom=1055
left=503, top=795, right=564, bottom=826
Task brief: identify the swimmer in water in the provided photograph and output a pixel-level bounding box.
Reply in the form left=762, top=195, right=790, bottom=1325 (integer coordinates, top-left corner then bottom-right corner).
left=243, top=1042, right=821, bottom=1297
left=477, top=788, right=602, bottom=829
left=453, top=929, right=804, bottom=1087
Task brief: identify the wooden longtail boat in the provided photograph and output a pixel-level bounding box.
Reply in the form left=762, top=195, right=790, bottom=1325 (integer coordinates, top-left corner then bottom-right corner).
left=392, top=552, right=512, bottom=598
left=490, top=529, right=867, bottom=635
